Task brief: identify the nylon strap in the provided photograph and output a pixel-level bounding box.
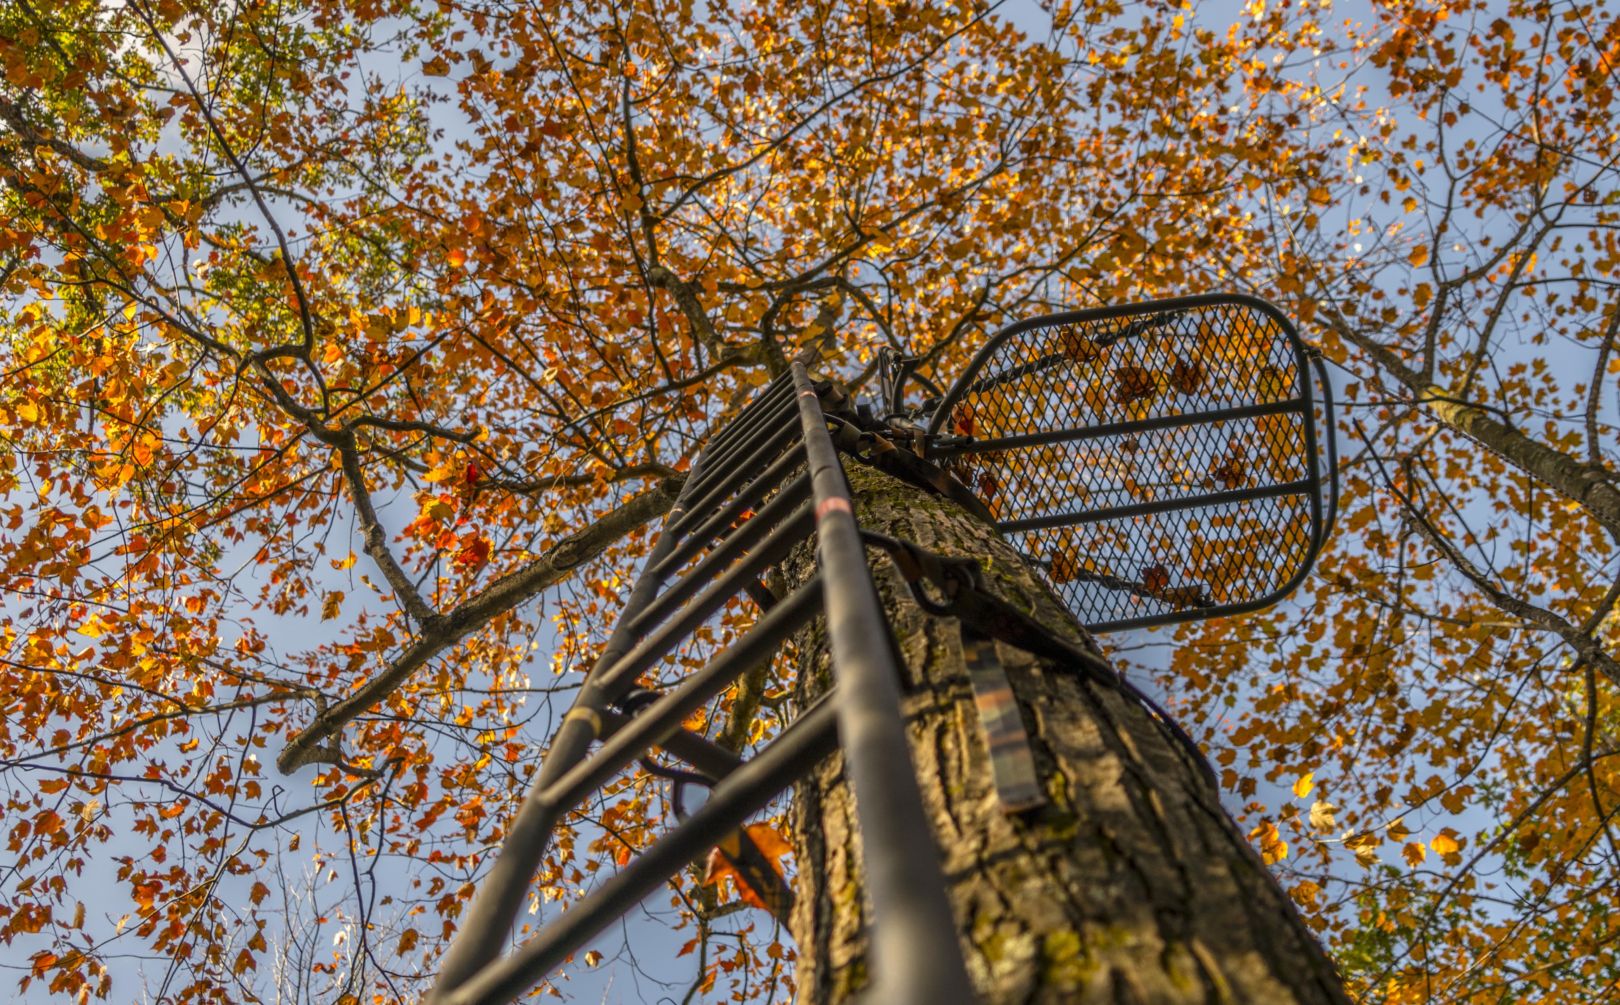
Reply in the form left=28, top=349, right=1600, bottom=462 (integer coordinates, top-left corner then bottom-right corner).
left=960, top=625, right=1046, bottom=814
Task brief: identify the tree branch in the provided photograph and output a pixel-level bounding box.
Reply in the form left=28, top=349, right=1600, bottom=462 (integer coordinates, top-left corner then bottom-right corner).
left=1362, top=422, right=1620, bottom=686
left=277, top=475, right=685, bottom=773
left=332, top=432, right=439, bottom=627
left=1326, top=307, right=1620, bottom=542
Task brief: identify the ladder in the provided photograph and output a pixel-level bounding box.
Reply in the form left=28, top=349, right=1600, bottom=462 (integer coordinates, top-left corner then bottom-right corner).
left=425, top=292, right=1338, bottom=1005
left=428, top=360, right=978, bottom=1005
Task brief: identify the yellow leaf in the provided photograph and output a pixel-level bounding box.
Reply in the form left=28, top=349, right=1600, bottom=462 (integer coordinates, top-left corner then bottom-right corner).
left=1409, top=244, right=1430, bottom=268
left=1403, top=841, right=1426, bottom=867
left=1293, top=772, right=1315, bottom=799
left=1248, top=820, right=1288, bottom=864
left=17, top=400, right=38, bottom=422
left=1308, top=800, right=1336, bottom=835
left=1431, top=830, right=1461, bottom=856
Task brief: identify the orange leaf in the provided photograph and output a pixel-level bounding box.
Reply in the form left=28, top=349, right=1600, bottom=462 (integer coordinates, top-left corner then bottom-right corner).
left=1168, top=357, right=1205, bottom=395
left=1111, top=364, right=1157, bottom=404
left=743, top=822, right=790, bottom=863
left=454, top=537, right=491, bottom=570
left=1056, top=324, right=1102, bottom=364
left=1142, top=564, right=1170, bottom=593
left=1049, top=548, right=1077, bottom=583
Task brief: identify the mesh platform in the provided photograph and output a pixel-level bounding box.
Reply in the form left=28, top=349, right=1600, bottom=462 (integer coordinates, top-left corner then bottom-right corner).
left=926, top=294, right=1334, bottom=631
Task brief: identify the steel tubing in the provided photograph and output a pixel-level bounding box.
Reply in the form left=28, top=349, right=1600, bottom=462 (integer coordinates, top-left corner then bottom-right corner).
left=627, top=481, right=812, bottom=635
left=690, top=376, right=793, bottom=461
left=934, top=396, right=1306, bottom=456
left=438, top=698, right=842, bottom=1005
left=432, top=491, right=700, bottom=996
left=655, top=457, right=809, bottom=576
left=789, top=363, right=975, bottom=1005
left=541, top=576, right=823, bottom=814
left=680, top=394, right=796, bottom=499
left=998, top=476, right=1315, bottom=533
left=596, top=502, right=813, bottom=696
left=675, top=419, right=799, bottom=526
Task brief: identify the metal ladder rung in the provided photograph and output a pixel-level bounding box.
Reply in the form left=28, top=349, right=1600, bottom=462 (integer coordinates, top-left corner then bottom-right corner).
left=654, top=454, right=809, bottom=576
left=596, top=709, right=741, bottom=778
left=541, top=577, right=823, bottom=814
left=627, top=488, right=813, bottom=636
left=593, top=506, right=815, bottom=697
left=689, top=376, right=794, bottom=459
left=431, top=364, right=975, bottom=1005
left=675, top=420, right=799, bottom=521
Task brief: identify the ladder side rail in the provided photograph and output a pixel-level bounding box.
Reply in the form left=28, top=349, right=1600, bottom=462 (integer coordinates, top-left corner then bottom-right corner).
left=431, top=402, right=741, bottom=996
left=790, top=364, right=976, bottom=1005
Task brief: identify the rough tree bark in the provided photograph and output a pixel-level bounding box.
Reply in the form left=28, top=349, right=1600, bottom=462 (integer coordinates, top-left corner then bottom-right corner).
left=785, top=462, right=1351, bottom=1004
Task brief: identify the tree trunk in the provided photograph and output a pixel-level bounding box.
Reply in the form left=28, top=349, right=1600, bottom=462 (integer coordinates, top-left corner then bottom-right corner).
left=786, top=462, right=1350, bottom=1005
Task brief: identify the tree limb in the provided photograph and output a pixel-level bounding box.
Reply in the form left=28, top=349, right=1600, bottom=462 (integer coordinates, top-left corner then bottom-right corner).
left=277, top=475, right=685, bottom=773
left=1363, top=424, right=1620, bottom=686
left=332, top=432, right=440, bottom=627
left=1326, top=307, right=1620, bottom=542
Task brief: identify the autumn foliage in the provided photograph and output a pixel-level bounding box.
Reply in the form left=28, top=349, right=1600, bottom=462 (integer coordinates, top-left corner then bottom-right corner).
left=2, top=0, right=1619, bottom=1002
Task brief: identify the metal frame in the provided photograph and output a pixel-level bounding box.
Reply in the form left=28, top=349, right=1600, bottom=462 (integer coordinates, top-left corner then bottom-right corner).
left=426, top=292, right=1340, bottom=1004
left=429, top=365, right=974, bottom=1005
left=922, top=292, right=1337, bottom=632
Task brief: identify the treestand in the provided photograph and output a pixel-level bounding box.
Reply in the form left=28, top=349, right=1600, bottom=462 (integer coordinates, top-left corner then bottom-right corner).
left=427, top=296, right=1343, bottom=1005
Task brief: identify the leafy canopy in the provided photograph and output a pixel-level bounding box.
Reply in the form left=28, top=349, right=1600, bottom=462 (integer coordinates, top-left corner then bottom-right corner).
left=2, top=0, right=1618, bottom=1002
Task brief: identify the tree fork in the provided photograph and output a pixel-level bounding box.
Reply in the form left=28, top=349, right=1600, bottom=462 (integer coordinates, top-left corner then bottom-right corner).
left=786, top=462, right=1350, bottom=1004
